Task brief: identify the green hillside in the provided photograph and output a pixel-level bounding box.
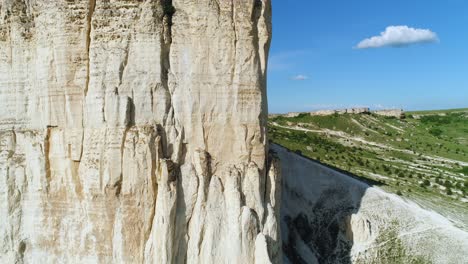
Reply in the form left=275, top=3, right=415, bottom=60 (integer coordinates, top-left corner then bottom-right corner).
left=269, top=109, right=468, bottom=228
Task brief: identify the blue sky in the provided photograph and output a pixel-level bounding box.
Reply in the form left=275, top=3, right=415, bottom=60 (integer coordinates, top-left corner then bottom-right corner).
left=267, top=0, right=468, bottom=113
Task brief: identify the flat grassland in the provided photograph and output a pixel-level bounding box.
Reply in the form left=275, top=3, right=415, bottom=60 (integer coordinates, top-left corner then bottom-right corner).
left=269, top=108, right=468, bottom=228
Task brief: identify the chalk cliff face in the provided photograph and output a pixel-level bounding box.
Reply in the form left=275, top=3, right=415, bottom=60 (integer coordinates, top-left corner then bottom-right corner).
left=0, top=0, right=279, bottom=263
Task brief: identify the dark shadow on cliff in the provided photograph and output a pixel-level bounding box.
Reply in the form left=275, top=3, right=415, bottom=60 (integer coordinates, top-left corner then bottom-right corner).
left=282, top=145, right=386, bottom=188
left=272, top=144, right=374, bottom=264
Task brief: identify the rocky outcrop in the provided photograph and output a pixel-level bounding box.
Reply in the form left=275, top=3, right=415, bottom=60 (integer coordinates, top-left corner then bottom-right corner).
left=284, top=112, right=301, bottom=118
left=373, top=109, right=405, bottom=119
left=309, top=110, right=336, bottom=116
left=274, top=144, right=468, bottom=264
left=0, top=1, right=280, bottom=263
left=310, top=108, right=370, bottom=116
left=271, top=108, right=371, bottom=118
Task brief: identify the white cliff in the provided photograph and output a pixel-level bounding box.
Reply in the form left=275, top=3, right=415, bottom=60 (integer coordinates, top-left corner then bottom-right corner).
left=274, top=144, right=468, bottom=264
left=0, top=0, right=280, bottom=263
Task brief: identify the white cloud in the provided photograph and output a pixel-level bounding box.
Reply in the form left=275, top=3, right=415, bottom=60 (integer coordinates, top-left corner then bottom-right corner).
left=291, top=74, right=309, bottom=81
left=356, top=25, right=438, bottom=49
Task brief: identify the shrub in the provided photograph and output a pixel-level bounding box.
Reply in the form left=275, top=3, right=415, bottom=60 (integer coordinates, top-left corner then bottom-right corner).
left=396, top=190, right=403, bottom=196
left=423, top=179, right=430, bottom=186
left=446, top=188, right=453, bottom=195
left=357, top=159, right=364, bottom=166
left=444, top=180, right=452, bottom=188
left=429, top=128, right=443, bottom=137
left=459, top=167, right=468, bottom=176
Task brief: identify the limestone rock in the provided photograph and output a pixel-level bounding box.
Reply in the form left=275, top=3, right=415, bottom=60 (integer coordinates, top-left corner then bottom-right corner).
left=309, top=108, right=370, bottom=116
left=373, top=109, right=405, bottom=119
left=0, top=0, right=279, bottom=263
left=273, top=144, right=468, bottom=264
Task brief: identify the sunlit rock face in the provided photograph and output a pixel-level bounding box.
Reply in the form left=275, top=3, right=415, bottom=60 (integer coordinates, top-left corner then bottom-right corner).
left=0, top=0, right=280, bottom=263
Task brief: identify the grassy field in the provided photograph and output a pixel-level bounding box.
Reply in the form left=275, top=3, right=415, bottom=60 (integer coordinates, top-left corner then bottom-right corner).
left=269, top=109, right=468, bottom=228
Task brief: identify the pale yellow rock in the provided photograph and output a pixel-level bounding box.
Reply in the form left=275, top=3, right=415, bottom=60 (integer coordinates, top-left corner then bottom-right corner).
left=0, top=0, right=279, bottom=263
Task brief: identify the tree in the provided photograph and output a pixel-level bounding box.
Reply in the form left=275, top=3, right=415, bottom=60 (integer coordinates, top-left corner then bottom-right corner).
left=446, top=188, right=453, bottom=195
left=444, top=180, right=452, bottom=188
left=423, top=179, right=430, bottom=187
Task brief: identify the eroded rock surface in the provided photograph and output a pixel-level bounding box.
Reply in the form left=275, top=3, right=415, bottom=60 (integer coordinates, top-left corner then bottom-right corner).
left=0, top=1, right=279, bottom=263
left=274, top=144, right=468, bottom=264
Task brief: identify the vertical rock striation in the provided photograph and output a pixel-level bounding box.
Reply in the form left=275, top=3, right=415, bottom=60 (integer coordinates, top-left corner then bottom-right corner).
left=0, top=0, right=279, bottom=263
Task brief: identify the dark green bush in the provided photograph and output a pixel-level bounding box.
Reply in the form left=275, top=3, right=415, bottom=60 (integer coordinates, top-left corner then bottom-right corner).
left=446, top=188, right=453, bottom=195
left=459, top=167, right=468, bottom=176
left=429, top=128, right=443, bottom=137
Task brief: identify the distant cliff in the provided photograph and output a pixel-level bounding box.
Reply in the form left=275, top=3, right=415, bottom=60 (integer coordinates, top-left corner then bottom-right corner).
left=271, top=108, right=405, bottom=119
left=0, top=1, right=280, bottom=263
left=373, top=109, right=405, bottom=118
